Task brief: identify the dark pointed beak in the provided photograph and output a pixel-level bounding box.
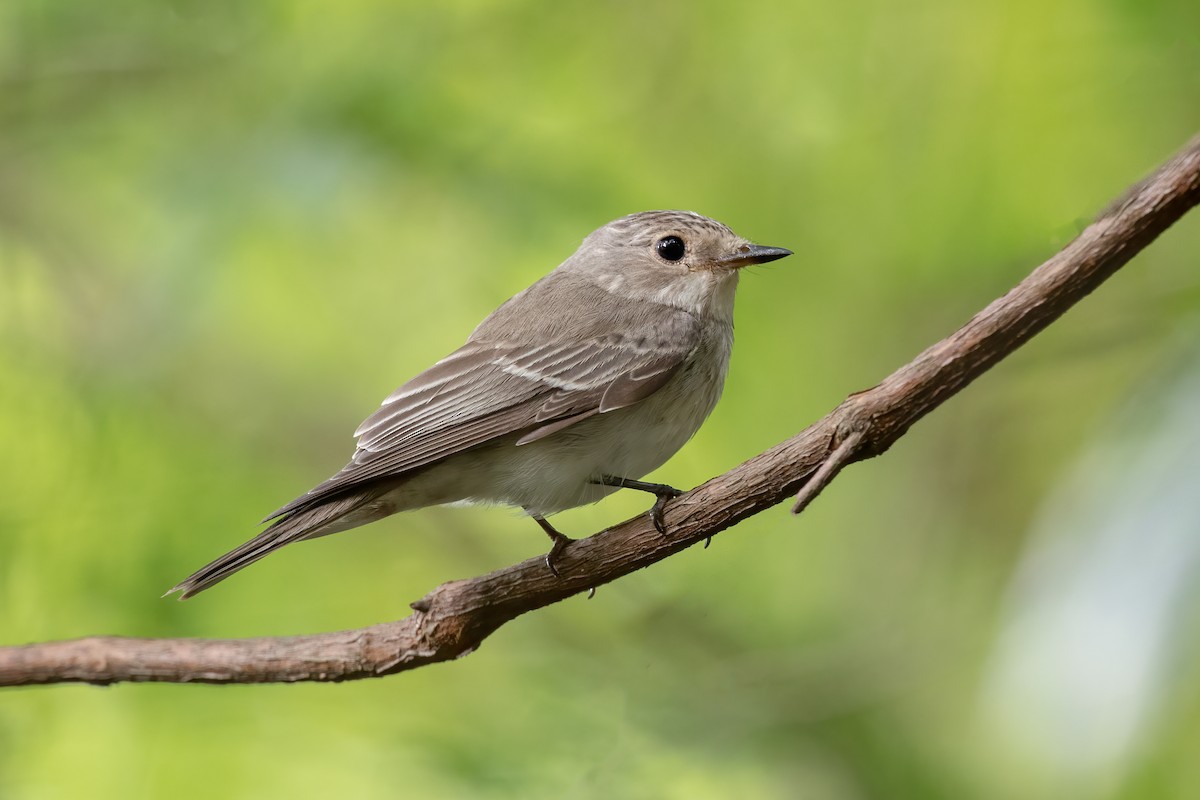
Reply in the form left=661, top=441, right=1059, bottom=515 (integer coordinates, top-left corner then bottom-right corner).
left=719, top=244, right=793, bottom=268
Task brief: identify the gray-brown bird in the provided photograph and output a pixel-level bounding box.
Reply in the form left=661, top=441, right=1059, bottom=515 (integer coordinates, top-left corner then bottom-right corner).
left=169, top=210, right=791, bottom=598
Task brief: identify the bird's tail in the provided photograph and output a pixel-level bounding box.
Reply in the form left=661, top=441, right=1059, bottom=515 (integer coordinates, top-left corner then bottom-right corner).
left=165, top=490, right=383, bottom=600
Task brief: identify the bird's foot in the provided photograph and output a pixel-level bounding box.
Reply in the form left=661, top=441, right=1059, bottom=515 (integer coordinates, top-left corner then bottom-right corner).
left=543, top=529, right=574, bottom=578
left=649, top=486, right=684, bottom=534
left=592, top=475, right=685, bottom=535
left=528, top=510, right=574, bottom=577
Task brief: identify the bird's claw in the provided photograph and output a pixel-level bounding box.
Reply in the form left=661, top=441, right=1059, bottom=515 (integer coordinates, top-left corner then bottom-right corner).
left=544, top=531, right=574, bottom=577
left=650, top=487, right=684, bottom=534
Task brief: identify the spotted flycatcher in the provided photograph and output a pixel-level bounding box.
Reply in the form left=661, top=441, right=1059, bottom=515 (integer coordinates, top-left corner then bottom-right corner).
left=169, top=210, right=791, bottom=598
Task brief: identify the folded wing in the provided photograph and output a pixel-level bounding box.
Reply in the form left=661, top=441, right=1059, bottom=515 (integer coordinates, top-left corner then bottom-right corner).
left=265, top=333, right=692, bottom=521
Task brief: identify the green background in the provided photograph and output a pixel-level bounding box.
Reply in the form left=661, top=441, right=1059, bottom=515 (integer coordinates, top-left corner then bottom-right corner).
left=3, top=1, right=1200, bottom=798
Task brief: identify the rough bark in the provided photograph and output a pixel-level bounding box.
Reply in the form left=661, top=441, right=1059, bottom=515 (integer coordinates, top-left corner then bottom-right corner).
left=3, top=134, right=1199, bottom=687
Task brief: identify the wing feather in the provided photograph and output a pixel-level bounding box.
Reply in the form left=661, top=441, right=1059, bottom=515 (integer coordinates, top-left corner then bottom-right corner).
left=265, top=330, right=694, bottom=521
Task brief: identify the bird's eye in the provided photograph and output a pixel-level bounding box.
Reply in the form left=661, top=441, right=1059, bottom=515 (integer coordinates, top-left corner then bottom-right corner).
left=655, top=235, right=686, bottom=262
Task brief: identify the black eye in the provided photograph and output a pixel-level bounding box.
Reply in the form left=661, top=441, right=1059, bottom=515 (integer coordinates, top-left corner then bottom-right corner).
left=655, top=235, right=686, bottom=262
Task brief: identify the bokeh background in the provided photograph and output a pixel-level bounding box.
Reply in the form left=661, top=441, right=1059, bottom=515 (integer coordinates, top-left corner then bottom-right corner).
left=3, top=1, right=1200, bottom=798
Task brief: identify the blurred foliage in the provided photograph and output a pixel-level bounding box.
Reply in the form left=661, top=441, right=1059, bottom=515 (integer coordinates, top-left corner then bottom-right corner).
left=2, top=1, right=1200, bottom=798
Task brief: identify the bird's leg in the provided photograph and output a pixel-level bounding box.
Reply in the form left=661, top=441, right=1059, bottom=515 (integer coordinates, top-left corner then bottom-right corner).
left=527, top=510, right=573, bottom=577
left=592, top=475, right=684, bottom=534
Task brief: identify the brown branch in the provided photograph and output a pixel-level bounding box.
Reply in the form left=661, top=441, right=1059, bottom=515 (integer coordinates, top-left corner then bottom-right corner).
left=4, top=135, right=1199, bottom=687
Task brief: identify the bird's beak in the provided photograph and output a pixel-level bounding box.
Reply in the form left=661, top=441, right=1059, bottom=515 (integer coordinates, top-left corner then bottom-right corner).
left=718, top=244, right=793, bottom=269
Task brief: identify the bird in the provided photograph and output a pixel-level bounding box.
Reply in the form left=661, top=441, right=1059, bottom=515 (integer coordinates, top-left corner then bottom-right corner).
left=168, top=210, right=791, bottom=598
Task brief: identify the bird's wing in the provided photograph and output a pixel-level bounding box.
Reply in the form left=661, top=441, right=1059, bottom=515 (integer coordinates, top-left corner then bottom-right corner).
left=264, top=333, right=692, bottom=520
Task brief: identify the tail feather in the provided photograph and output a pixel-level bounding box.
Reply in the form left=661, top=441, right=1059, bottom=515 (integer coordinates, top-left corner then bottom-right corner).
left=166, top=490, right=382, bottom=600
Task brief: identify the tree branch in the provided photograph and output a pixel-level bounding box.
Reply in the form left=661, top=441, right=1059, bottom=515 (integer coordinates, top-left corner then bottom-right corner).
left=4, top=135, right=1199, bottom=687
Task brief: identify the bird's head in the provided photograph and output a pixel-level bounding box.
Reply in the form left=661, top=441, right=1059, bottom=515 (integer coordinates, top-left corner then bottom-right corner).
left=567, top=210, right=792, bottom=320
